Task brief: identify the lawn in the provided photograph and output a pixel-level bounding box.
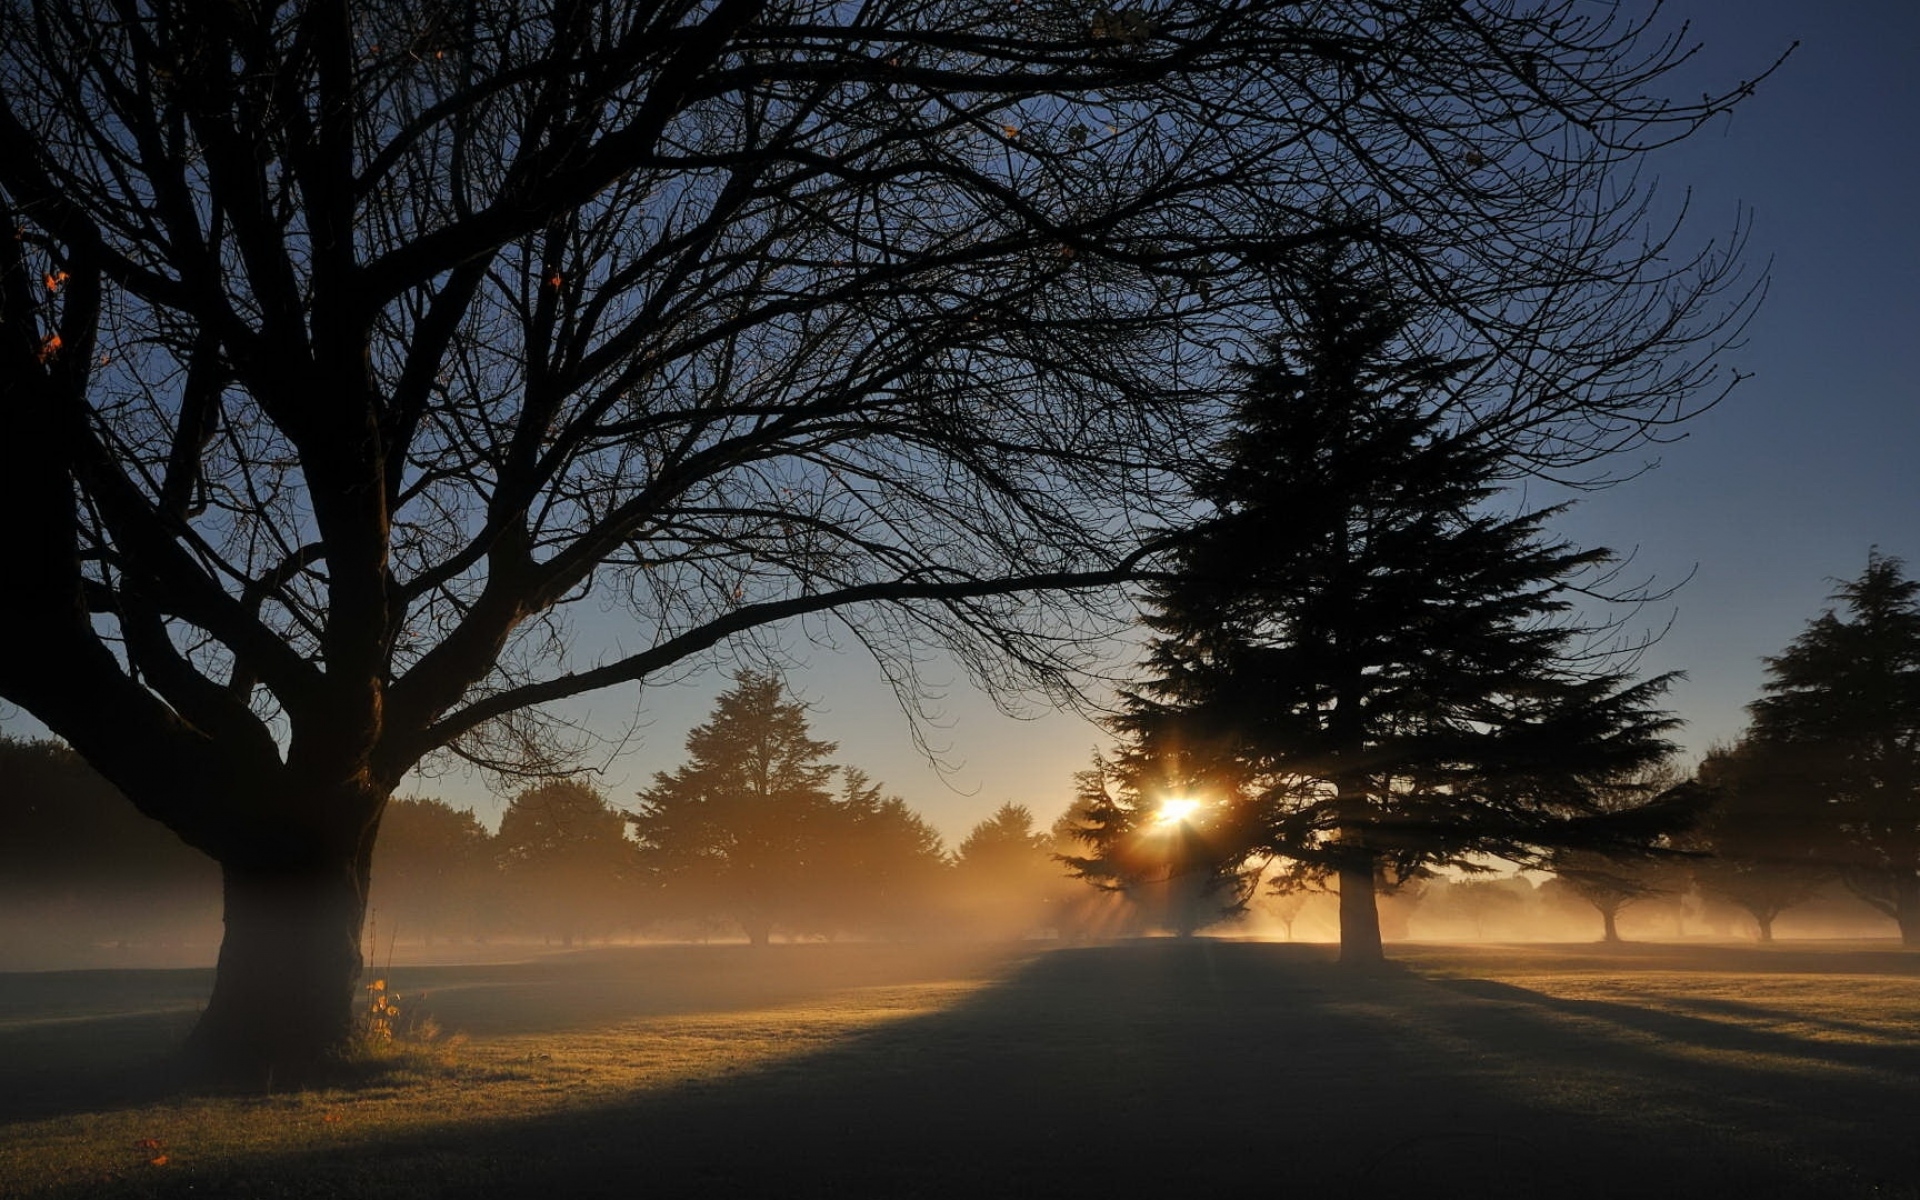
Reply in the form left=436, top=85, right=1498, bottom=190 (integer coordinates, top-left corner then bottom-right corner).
left=3, top=939, right=1918, bottom=1197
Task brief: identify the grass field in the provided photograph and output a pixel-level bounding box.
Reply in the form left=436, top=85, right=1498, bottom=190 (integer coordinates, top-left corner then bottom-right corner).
left=3, top=939, right=1918, bottom=1198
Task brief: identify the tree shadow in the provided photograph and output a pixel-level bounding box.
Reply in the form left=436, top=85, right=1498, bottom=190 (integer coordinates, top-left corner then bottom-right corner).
left=34, top=941, right=1917, bottom=1198
left=0, top=968, right=216, bottom=1121
left=1426, top=975, right=1920, bottom=1076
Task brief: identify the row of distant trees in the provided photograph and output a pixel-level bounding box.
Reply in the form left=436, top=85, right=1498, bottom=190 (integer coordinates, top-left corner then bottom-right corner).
left=1, top=672, right=1113, bottom=957
left=1546, top=553, right=1920, bottom=945
left=0, top=737, right=220, bottom=961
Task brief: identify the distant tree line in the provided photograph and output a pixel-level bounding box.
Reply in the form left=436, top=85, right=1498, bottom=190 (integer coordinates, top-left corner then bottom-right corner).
left=3, top=673, right=1109, bottom=958
left=0, top=737, right=219, bottom=962
left=1542, top=554, right=1920, bottom=945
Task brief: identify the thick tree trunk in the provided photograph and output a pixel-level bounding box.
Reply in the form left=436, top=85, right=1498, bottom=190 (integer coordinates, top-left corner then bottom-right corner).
left=1337, top=857, right=1384, bottom=966
left=1600, top=908, right=1620, bottom=943
left=184, top=853, right=373, bottom=1085
left=1897, top=881, right=1920, bottom=948
left=1754, top=912, right=1775, bottom=943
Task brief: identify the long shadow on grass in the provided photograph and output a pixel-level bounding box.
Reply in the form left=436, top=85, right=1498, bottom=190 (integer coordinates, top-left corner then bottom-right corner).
left=0, top=944, right=1027, bottom=1125
left=1431, top=976, right=1920, bottom=1074
left=1411, top=973, right=1920, bottom=1188
left=0, top=968, right=214, bottom=1121
left=46, top=941, right=1920, bottom=1200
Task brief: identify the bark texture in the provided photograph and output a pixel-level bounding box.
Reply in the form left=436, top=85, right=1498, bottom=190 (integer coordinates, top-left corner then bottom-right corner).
left=1337, top=856, right=1384, bottom=966
left=184, top=857, right=373, bottom=1083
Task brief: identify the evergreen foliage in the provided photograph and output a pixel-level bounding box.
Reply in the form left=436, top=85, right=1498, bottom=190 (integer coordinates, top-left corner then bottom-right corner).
left=1684, top=742, right=1832, bottom=942
left=1741, top=554, right=1920, bottom=942
left=815, top=769, right=950, bottom=938
left=1082, top=257, right=1690, bottom=961
left=627, top=670, right=960, bottom=943
left=628, top=671, right=841, bottom=945
left=952, top=802, right=1076, bottom=937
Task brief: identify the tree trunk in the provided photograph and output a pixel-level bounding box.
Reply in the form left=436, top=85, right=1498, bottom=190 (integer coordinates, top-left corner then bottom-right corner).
left=1601, top=908, right=1620, bottom=943
left=1896, top=879, right=1920, bottom=948
left=184, top=855, right=372, bottom=1085
left=1754, top=911, right=1775, bottom=943
left=1338, top=857, right=1384, bottom=966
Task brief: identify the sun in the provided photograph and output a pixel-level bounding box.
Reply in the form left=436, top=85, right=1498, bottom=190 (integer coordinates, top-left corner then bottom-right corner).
left=1153, top=797, right=1202, bottom=826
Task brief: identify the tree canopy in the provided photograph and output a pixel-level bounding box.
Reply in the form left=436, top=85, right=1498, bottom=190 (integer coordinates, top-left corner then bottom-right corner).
left=631, top=673, right=1004, bottom=941
left=1740, top=554, right=1920, bottom=943
left=495, top=779, right=635, bottom=945
left=1078, top=257, right=1691, bottom=962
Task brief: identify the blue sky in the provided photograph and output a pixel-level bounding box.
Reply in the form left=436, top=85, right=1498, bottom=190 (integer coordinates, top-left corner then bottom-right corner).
left=6, top=1, right=1913, bottom=846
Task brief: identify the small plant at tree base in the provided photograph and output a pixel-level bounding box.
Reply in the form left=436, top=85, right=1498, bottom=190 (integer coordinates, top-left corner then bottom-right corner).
left=363, top=978, right=401, bottom=1044
left=344, top=979, right=462, bottom=1074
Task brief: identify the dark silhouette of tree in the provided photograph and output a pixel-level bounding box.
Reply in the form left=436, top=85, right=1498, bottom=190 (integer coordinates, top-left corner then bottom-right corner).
left=1543, top=765, right=1692, bottom=943
left=1682, top=742, right=1831, bottom=943
left=0, top=736, right=218, bottom=958
left=0, top=0, right=1773, bottom=1075
left=1266, top=888, right=1312, bottom=942
left=1085, top=258, right=1690, bottom=965
left=1542, top=854, right=1655, bottom=944
left=368, top=796, right=493, bottom=947
left=1431, top=877, right=1528, bottom=941
left=495, top=780, right=635, bottom=946
left=1741, top=556, right=1920, bottom=944
left=628, top=671, right=839, bottom=945
left=811, top=768, right=949, bottom=939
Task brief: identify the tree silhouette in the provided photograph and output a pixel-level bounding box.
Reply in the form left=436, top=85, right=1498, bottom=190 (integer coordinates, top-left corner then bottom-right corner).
left=952, top=802, right=1076, bottom=937
left=1682, top=742, right=1830, bottom=943
left=0, top=736, right=218, bottom=958
left=1089, top=257, right=1690, bottom=964
left=0, top=0, right=1772, bottom=1074
left=628, top=671, right=839, bottom=945
left=811, top=768, right=949, bottom=939
left=1060, top=750, right=1265, bottom=937
left=1743, top=555, right=1920, bottom=944
left=495, top=780, right=634, bottom=946
left=1542, top=765, right=1692, bottom=943
left=1543, top=854, right=1656, bottom=944
left=368, top=796, right=493, bottom=947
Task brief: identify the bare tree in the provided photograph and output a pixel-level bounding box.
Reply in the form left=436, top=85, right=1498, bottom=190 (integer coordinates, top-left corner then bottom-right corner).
left=0, top=0, right=1769, bottom=1077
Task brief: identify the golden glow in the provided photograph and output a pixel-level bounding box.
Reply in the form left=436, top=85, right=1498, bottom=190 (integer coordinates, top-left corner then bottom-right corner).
left=1153, top=797, right=1202, bottom=826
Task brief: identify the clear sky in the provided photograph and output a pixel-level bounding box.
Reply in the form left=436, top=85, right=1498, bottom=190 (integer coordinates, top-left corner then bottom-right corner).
left=5, top=1, right=1914, bottom=848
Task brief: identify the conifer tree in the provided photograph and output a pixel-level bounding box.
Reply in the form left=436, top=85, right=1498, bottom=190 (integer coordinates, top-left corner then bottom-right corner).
left=627, top=670, right=840, bottom=945
left=1744, top=554, right=1920, bottom=943
left=1095, top=254, right=1688, bottom=964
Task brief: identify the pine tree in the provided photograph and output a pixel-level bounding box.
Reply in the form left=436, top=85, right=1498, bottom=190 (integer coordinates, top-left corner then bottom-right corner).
left=814, top=768, right=949, bottom=938
left=627, top=670, right=840, bottom=945
left=1099, top=257, right=1688, bottom=964
left=1745, top=554, right=1920, bottom=943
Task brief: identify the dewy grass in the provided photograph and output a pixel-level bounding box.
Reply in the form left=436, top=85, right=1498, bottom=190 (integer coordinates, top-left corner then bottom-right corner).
left=0, top=946, right=1021, bottom=1197
left=4, top=940, right=1919, bottom=1198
